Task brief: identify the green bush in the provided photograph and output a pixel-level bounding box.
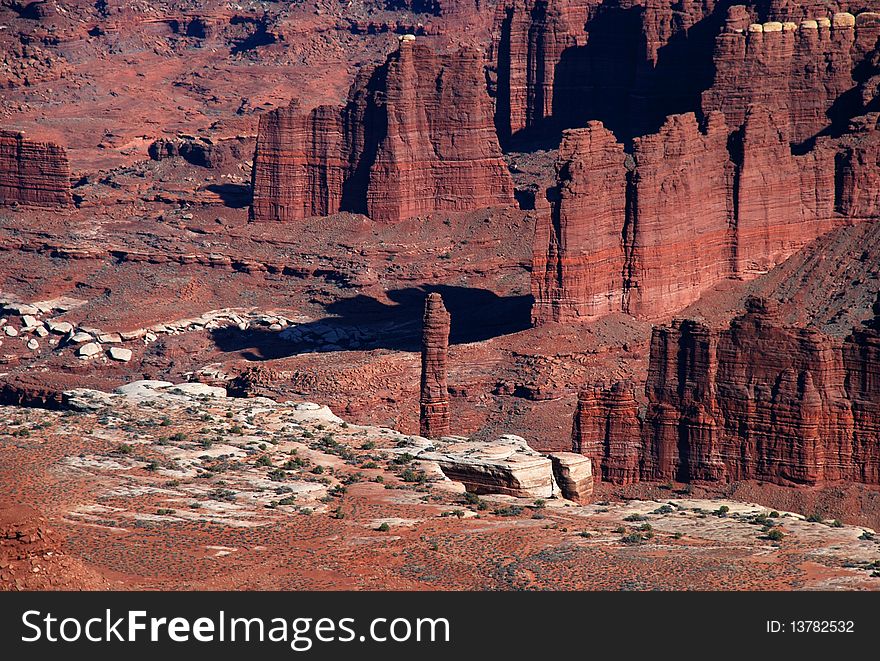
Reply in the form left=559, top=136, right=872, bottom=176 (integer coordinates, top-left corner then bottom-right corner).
left=621, top=533, right=644, bottom=545
left=400, top=468, right=426, bottom=483
left=493, top=505, right=523, bottom=517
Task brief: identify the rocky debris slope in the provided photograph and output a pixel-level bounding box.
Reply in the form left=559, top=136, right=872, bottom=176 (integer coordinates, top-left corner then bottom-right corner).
left=0, top=504, right=108, bottom=591
left=573, top=295, right=880, bottom=487
left=0, top=130, right=71, bottom=208
left=251, top=38, right=514, bottom=223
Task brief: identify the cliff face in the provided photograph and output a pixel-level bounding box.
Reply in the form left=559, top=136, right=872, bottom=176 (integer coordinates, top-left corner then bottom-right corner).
left=490, top=0, right=762, bottom=144
left=702, top=8, right=880, bottom=145
left=250, top=102, right=345, bottom=222
left=420, top=292, right=451, bottom=439
left=489, top=0, right=595, bottom=143
left=491, top=3, right=877, bottom=145
left=250, top=40, right=513, bottom=223
left=733, top=103, right=836, bottom=274
left=367, top=42, right=515, bottom=222
left=531, top=105, right=851, bottom=324
left=571, top=381, right=642, bottom=483
left=531, top=122, right=628, bottom=324
left=573, top=296, right=880, bottom=487
left=627, top=112, right=734, bottom=317
left=835, top=114, right=880, bottom=218
left=0, top=130, right=71, bottom=208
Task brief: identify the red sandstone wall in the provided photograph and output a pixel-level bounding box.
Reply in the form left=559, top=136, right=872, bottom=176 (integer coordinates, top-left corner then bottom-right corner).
left=531, top=122, right=628, bottom=324
left=0, top=130, right=71, bottom=208
left=250, top=40, right=513, bottom=224
left=572, top=296, right=880, bottom=487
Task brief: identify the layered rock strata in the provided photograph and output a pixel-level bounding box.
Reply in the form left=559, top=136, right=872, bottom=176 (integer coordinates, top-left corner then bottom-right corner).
left=571, top=381, right=642, bottom=484
left=532, top=105, right=854, bottom=324
left=420, top=292, right=451, bottom=439
left=572, top=296, right=880, bottom=487
left=548, top=451, right=593, bottom=502
left=491, top=2, right=878, bottom=144
left=0, top=130, right=70, bottom=208
left=531, top=121, right=628, bottom=323
left=427, top=435, right=559, bottom=498
left=251, top=40, right=513, bottom=223
left=702, top=7, right=880, bottom=145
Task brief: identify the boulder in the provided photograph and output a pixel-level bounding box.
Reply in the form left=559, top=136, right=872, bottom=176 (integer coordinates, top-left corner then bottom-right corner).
left=77, top=342, right=101, bottom=358
left=108, top=347, right=132, bottom=362
left=548, top=452, right=593, bottom=503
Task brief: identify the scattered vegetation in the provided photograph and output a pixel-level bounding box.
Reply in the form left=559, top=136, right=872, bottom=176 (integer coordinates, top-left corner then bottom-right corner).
left=493, top=505, right=524, bottom=517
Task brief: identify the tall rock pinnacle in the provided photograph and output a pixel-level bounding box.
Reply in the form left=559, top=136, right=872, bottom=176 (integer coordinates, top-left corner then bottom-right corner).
left=420, top=292, right=451, bottom=439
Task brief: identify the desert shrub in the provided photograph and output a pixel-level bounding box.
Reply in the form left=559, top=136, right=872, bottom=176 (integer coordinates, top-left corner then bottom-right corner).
left=400, top=468, right=426, bottom=483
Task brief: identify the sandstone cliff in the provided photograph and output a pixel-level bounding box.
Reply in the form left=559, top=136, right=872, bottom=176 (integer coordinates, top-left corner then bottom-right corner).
left=531, top=122, right=628, bottom=324
left=572, top=296, right=880, bottom=487
left=0, top=130, right=70, bottom=208
left=251, top=40, right=513, bottom=223
left=702, top=8, right=880, bottom=145
left=532, top=104, right=871, bottom=324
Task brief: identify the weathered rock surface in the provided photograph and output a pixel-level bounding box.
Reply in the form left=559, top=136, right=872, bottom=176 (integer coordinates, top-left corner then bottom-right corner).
left=531, top=122, right=628, bottom=324
left=425, top=435, right=559, bottom=498
left=251, top=40, right=513, bottom=223
left=548, top=452, right=593, bottom=502
left=532, top=105, right=871, bottom=324
left=571, top=381, right=643, bottom=484
left=733, top=103, right=836, bottom=274
left=250, top=101, right=345, bottom=222
left=702, top=6, right=880, bottom=145
left=0, top=130, right=70, bottom=208
left=490, top=3, right=879, bottom=146
left=420, top=292, right=451, bottom=439
left=573, top=295, right=880, bottom=487
left=626, top=112, right=734, bottom=317
left=835, top=113, right=880, bottom=218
